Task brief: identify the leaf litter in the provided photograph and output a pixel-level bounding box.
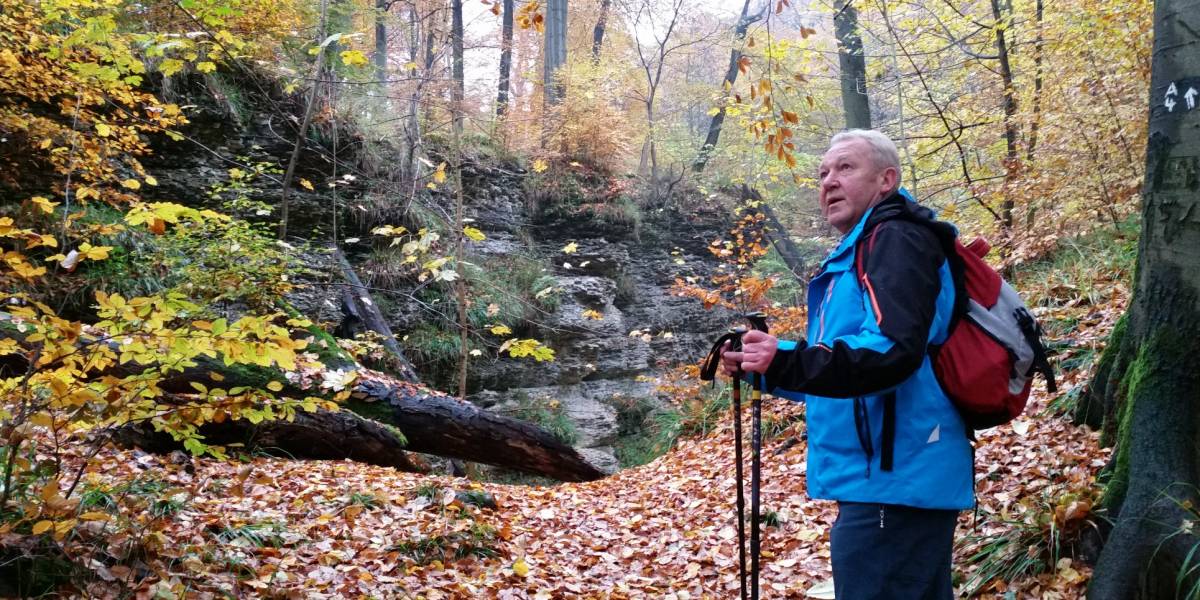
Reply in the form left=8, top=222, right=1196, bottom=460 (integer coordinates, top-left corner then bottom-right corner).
left=45, top=293, right=1122, bottom=599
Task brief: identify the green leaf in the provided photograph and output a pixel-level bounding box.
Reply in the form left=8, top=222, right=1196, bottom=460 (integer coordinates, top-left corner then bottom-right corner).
left=183, top=437, right=207, bottom=455
left=159, top=58, right=185, bottom=77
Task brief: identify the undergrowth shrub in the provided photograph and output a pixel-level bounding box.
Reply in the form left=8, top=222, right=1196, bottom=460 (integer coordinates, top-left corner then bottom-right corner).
left=613, top=395, right=681, bottom=468
left=159, top=218, right=299, bottom=313
left=507, top=392, right=577, bottom=446
left=957, top=488, right=1099, bottom=595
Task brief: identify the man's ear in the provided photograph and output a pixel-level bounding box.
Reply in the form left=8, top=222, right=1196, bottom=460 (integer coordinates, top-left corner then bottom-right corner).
left=879, top=166, right=899, bottom=194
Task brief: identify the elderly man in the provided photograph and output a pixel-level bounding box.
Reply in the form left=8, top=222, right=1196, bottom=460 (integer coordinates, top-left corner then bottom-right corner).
left=721, top=129, right=972, bottom=599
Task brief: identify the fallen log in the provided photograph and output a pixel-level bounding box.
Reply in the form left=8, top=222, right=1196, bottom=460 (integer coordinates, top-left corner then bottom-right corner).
left=1, top=312, right=605, bottom=481
left=332, top=248, right=420, bottom=382
left=349, top=371, right=606, bottom=482
left=110, top=404, right=429, bottom=473
left=112, top=370, right=606, bottom=481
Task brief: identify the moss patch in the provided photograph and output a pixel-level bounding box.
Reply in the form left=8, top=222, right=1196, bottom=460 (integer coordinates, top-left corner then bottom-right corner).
left=1101, top=327, right=1192, bottom=512
left=343, top=399, right=407, bottom=444
left=1091, top=312, right=1129, bottom=441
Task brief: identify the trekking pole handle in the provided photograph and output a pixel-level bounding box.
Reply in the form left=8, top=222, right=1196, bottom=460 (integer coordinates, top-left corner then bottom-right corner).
left=744, top=312, right=769, bottom=335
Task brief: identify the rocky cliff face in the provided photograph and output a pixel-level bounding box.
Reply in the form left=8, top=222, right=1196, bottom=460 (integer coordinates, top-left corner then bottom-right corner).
left=453, top=164, right=737, bottom=473
left=133, top=75, right=738, bottom=475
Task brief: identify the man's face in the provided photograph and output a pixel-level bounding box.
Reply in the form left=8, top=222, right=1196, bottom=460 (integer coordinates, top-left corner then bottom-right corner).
left=817, top=139, right=897, bottom=234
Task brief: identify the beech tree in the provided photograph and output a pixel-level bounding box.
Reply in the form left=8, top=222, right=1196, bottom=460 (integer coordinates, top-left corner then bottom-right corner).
left=543, top=0, right=567, bottom=105
left=496, top=0, right=514, bottom=115
left=1083, top=0, right=1200, bottom=596
left=833, top=0, right=870, bottom=129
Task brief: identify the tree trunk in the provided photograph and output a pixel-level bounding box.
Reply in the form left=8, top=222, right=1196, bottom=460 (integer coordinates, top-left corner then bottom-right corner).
left=1086, top=0, right=1200, bottom=596
left=352, top=372, right=605, bottom=481
left=278, top=0, right=329, bottom=240
left=0, top=315, right=607, bottom=481
left=112, top=368, right=606, bottom=481
left=592, top=0, right=611, bottom=63
left=692, top=0, right=762, bottom=173
left=374, top=0, right=388, bottom=85
left=402, top=4, right=424, bottom=184
left=543, top=0, right=567, bottom=105
left=112, top=405, right=428, bottom=473
left=834, top=0, right=871, bottom=129
left=451, top=0, right=465, bottom=133
left=757, top=195, right=807, bottom=287
left=496, top=0, right=514, bottom=116
left=735, top=185, right=808, bottom=294
left=1023, top=0, right=1045, bottom=228
left=990, top=0, right=1019, bottom=234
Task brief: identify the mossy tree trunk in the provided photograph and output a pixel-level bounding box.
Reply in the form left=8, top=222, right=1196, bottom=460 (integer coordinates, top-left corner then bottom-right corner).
left=1086, top=1, right=1200, bottom=596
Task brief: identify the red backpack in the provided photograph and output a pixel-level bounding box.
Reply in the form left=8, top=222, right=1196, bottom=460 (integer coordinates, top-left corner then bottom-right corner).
left=935, top=236, right=1057, bottom=429
left=858, top=215, right=1057, bottom=430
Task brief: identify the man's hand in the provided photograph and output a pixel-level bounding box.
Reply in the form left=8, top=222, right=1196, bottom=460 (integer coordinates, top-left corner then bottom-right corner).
left=720, top=329, right=778, bottom=376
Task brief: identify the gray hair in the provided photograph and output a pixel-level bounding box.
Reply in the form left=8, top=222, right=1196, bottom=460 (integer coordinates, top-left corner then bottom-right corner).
left=830, top=129, right=902, bottom=191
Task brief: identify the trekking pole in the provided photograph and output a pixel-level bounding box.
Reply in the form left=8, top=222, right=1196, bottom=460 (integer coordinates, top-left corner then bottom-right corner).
left=731, top=331, right=749, bottom=600
left=697, top=323, right=763, bottom=600
left=745, top=313, right=769, bottom=600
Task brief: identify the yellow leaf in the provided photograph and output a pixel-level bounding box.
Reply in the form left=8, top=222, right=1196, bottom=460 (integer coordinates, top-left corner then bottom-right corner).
left=299, top=178, right=314, bottom=191
left=561, top=242, right=578, bottom=254
left=433, top=163, right=447, bottom=184
left=339, top=50, right=369, bottom=67
left=489, top=324, right=512, bottom=336
left=267, top=381, right=284, bottom=392
left=31, top=196, right=58, bottom=214
left=513, top=557, right=530, bottom=577
left=531, top=159, right=548, bottom=173
left=79, top=511, right=111, bottom=522
left=32, top=520, right=54, bottom=535
left=144, top=176, right=158, bottom=186
left=582, top=309, right=603, bottom=320
left=121, top=179, right=141, bottom=190
left=94, top=123, right=111, bottom=137
left=196, top=61, right=217, bottom=73
left=463, top=226, right=485, bottom=242
left=78, top=243, right=111, bottom=261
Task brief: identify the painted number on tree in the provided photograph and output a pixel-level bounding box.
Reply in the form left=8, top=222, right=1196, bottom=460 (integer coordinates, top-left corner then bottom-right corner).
left=1163, top=79, right=1200, bottom=114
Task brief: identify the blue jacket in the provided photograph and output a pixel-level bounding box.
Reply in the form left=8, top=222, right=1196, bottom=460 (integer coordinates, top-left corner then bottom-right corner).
left=764, top=191, right=974, bottom=510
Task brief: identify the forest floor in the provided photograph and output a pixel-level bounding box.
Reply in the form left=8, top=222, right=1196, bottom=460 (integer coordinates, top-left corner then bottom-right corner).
left=44, top=295, right=1120, bottom=599
left=22, top=225, right=1133, bottom=599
